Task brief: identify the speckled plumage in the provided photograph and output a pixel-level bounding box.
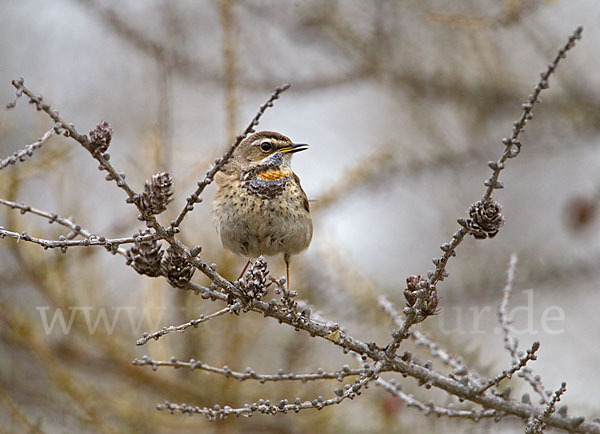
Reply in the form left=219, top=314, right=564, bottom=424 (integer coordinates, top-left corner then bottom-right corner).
left=213, top=132, right=313, bottom=261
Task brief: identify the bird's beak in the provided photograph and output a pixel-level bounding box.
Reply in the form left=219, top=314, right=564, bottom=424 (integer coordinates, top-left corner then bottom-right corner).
left=280, top=143, right=309, bottom=154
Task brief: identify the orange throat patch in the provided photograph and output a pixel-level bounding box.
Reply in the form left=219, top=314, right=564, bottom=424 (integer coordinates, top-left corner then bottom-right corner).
left=257, top=168, right=292, bottom=181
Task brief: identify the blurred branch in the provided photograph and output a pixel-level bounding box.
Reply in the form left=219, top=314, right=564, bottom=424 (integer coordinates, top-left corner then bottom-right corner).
left=314, top=132, right=599, bottom=217
left=499, top=254, right=550, bottom=405
left=74, top=0, right=367, bottom=92
left=220, top=0, right=238, bottom=142
left=426, top=0, right=544, bottom=28
left=526, top=382, right=568, bottom=434
left=0, top=303, right=115, bottom=434
left=0, top=379, right=45, bottom=434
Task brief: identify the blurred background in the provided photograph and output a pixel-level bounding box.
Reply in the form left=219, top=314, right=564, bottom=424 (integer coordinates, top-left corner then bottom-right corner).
left=0, top=0, right=599, bottom=432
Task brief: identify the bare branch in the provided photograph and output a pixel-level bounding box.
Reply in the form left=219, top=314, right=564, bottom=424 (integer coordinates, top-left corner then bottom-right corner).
left=156, top=361, right=384, bottom=420
left=375, top=377, right=498, bottom=421
left=499, top=254, right=550, bottom=405
left=476, top=341, right=540, bottom=394
left=136, top=304, right=239, bottom=345
left=378, top=295, right=483, bottom=388
left=428, top=25, right=583, bottom=290
left=525, top=382, right=568, bottom=434
left=482, top=26, right=583, bottom=200
left=0, top=226, right=159, bottom=252
left=0, top=197, right=133, bottom=256
left=132, top=356, right=367, bottom=382
left=384, top=26, right=584, bottom=362
left=0, top=127, right=55, bottom=170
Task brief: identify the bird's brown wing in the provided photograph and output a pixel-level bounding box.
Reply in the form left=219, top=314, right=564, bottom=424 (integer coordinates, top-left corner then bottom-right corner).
left=293, top=173, right=310, bottom=213
left=215, top=160, right=241, bottom=186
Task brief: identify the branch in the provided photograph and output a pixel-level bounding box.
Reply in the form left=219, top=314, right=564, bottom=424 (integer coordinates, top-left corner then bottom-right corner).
left=157, top=361, right=384, bottom=420
left=432, top=25, right=583, bottom=287
left=10, top=79, right=144, bottom=211
left=385, top=25, right=584, bottom=359
left=132, top=356, right=367, bottom=382
left=0, top=226, right=159, bottom=252
left=136, top=304, right=239, bottom=345
left=526, top=382, right=568, bottom=434
left=0, top=198, right=133, bottom=256
left=378, top=295, right=483, bottom=388
left=482, top=26, right=583, bottom=200
left=499, top=254, right=550, bottom=404
left=0, top=127, right=55, bottom=170
left=476, top=341, right=540, bottom=394
left=76, top=0, right=366, bottom=92
left=375, top=377, right=498, bottom=421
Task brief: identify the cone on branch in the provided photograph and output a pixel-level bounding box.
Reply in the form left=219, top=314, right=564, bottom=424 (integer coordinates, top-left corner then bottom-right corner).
left=404, top=275, right=439, bottom=318
left=88, top=120, right=112, bottom=154
left=126, top=230, right=163, bottom=277
left=241, top=256, right=270, bottom=300
left=140, top=172, right=174, bottom=217
left=161, top=247, right=195, bottom=288
left=459, top=198, right=504, bottom=239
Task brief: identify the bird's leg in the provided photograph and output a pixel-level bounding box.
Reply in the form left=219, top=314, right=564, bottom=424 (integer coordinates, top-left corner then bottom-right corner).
left=284, top=253, right=291, bottom=292
left=238, top=258, right=253, bottom=281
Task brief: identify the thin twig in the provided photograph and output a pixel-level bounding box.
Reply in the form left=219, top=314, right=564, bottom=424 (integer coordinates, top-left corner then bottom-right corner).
left=378, top=295, right=483, bottom=388
left=136, top=304, right=239, bottom=345
left=375, top=377, right=499, bottom=421
left=499, top=254, right=550, bottom=405
left=0, top=226, right=159, bottom=251
left=0, top=197, right=131, bottom=256
left=157, top=361, right=384, bottom=420
left=525, top=382, right=568, bottom=434
left=483, top=26, right=583, bottom=200
left=476, top=341, right=540, bottom=394
left=386, top=26, right=584, bottom=359
left=499, top=254, right=520, bottom=358
left=0, top=127, right=55, bottom=170
left=429, top=26, right=583, bottom=289
left=132, top=356, right=368, bottom=382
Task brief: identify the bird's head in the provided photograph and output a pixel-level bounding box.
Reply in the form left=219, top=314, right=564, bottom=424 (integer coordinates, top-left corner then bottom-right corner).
left=234, top=131, right=308, bottom=171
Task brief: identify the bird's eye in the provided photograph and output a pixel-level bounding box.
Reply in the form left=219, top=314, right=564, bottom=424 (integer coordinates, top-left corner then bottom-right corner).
left=260, top=141, right=272, bottom=152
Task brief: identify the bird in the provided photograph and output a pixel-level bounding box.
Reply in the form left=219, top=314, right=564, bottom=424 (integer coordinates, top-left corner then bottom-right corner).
left=213, top=131, right=313, bottom=291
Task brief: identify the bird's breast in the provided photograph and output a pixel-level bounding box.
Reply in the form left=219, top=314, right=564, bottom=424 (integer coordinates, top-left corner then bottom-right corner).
left=242, top=169, right=291, bottom=200
left=256, top=168, right=292, bottom=181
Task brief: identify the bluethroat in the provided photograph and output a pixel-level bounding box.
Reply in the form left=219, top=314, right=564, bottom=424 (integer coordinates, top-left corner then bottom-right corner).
left=213, top=131, right=313, bottom=290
